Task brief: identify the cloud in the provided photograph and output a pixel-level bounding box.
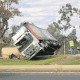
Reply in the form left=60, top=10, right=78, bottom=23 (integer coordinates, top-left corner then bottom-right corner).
left=8, top=0, right=80, bottom=40
left=20, top=6, right=59, bottom=16
left=11, top=0, right=80, bottom=27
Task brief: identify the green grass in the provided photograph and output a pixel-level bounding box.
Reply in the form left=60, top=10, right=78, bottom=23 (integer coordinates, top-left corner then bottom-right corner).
left=64, top=59, right=80, bottom=65
left=0, top=56, right=63, bottom=65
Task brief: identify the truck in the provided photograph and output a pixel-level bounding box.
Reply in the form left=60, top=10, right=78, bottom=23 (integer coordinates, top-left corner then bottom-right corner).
left=12, top=22, right=60, bottom=59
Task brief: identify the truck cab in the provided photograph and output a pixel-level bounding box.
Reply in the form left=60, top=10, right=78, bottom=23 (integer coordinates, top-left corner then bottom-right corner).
left=12, top=24, right=42, bottom=59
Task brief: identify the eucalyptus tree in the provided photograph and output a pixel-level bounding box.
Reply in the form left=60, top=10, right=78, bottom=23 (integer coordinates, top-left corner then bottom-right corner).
left=48, top=22, right=63, bottom=39
left=68, top=28, right=77, bottom=43
left=0, top=0, right=21, bottom=38
left=57, top=3, right=80, bottom=54
left=48, top=3, right=80, bottom=54
left=58, top=3, right=79, bottom=32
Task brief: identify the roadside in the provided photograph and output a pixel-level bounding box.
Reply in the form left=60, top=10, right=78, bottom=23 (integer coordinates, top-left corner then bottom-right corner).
left=0, top=65, right=80, bottom=72
left=0, top=55, right=64, bottom=65
left=0, top=54, right=80, bottom=65
left=0, top=54, right=80, bottom=72
left=50, top=54, right=80, bottom=65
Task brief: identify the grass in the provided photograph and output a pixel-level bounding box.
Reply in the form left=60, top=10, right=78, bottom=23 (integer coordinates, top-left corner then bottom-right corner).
left=1, top=54, right=80, bottom=65
left=64, top=59, right=80, bottom=65
left=0, top=56, right=64, bottom=65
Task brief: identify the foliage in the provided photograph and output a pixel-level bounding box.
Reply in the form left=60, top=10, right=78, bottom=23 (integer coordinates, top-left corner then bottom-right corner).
left=58, top=3, right=80, bottom=31
left=11, top=25, right=20, bottom=33
left=48, top=3, right=80, bottom=39
left=67, top=28, right=77, bottom=42
left=47, top=22, right=63, bottom=40
left=0, top=0, right=20, bottom=38
left=47, top=3, right=80, bottom=54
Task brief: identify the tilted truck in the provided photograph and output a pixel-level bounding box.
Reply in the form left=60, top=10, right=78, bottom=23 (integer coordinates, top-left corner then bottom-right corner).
left=12, top=22, right=61, bottom=59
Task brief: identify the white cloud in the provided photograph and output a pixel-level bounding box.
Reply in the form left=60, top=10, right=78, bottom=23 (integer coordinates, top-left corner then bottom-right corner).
left=11, top=0, right=80, bottom=26
left=20, top=6, right=59, bottom=16
left=8, top=0, right=80, bottom=39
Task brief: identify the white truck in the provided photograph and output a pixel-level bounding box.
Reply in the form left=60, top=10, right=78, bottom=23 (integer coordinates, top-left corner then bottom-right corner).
left=12, top=22, right=60, bottom=59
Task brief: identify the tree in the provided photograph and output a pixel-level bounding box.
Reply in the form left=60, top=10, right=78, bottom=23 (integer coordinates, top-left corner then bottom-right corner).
left=11, top=25, right=20, bottom=33
left=0, top=0, right=21, bottom=39
left=47, top=22, right=63, bottom=39
left=58, top=3, right=80, bottom=31
left=48, top=3, right=80, bottom=54
left=58, top=3, right=80, bottom=54
left=67, top=28, right=77, bottom=47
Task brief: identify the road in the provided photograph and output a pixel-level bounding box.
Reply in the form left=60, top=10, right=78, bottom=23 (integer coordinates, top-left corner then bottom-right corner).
left=0, top=72, right=80, bottom=80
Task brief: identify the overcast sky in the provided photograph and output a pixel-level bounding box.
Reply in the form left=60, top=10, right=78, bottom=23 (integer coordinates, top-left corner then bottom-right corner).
left=9, top=0, right=80, bottom=40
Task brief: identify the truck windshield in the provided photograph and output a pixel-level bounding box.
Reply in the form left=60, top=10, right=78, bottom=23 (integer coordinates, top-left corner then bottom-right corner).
left=16, top=33, right=33, bottom=51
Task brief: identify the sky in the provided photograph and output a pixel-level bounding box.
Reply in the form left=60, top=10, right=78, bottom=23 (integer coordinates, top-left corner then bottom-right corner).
left=8, top=0, right=80, bottom=40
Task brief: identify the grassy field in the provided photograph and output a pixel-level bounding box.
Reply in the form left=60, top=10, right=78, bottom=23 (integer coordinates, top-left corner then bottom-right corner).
left=0, top=56, right=64, bottom=65
left=64, top=59, right=80, bottom=65
left=0, top=54, right=80, bottom=65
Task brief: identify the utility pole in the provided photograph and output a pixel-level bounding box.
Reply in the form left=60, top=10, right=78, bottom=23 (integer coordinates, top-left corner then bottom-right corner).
left=64, top=37, right=66, bottom=55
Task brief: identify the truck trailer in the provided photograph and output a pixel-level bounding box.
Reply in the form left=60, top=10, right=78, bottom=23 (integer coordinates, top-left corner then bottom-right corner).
left=12, top=22, right=60, bottom=59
